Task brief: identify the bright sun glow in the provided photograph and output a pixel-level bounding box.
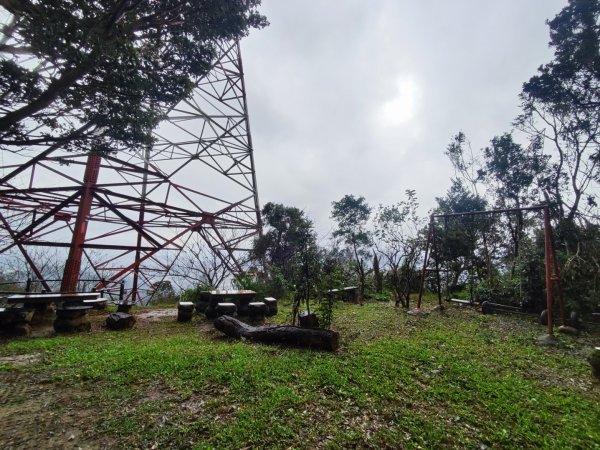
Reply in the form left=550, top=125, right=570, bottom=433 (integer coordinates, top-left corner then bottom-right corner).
left=379, top=75, right=420, bottom=127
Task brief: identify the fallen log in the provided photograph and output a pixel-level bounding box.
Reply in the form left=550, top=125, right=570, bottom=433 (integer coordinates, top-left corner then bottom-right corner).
left=214, top=315, right=339, bottom=351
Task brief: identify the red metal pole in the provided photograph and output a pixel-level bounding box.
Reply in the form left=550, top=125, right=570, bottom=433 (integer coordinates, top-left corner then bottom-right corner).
left=60, top=153, right=101, bottom=293
left=417, top=216, right=434, bottom=309
left=543, top=206, right=554, bottom=336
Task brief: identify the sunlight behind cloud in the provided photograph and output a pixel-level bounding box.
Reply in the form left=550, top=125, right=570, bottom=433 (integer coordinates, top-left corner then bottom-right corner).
left=379, top=75, right=420, bottom=126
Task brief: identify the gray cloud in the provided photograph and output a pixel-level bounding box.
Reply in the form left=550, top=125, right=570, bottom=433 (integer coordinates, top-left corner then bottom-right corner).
left=242, top=0, right=567, bottom=237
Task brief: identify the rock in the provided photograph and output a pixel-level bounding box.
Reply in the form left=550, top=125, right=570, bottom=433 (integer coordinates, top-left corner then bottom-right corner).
left=299, top=311, right=319, bottom=328
left=569, top=311, right=582, bottom=329
left=106, top=312, right=135, bottom=330
left=558, top=325, right=579, bottom=336
left=407, top=308, right=429, bottom=317
left=588, top=348, right=600, bottom=379
left=537, top=334, right=559, bottom=346
left=263, top=297, right=278, bottom=316
left=248, top=302, right=268, bottom=322
left=215, top=302, right=237, bottom=318
left=539, top=309, right=548, bottom=326
left=177, top=301, right=194, bottom=322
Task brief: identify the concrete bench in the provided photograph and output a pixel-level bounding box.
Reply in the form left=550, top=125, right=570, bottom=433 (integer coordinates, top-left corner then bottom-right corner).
left=7, top=292, right=102, bottom=333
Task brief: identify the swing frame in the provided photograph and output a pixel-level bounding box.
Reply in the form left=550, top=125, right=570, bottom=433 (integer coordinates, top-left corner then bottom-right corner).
left=414, top=204, right=566, bottom=338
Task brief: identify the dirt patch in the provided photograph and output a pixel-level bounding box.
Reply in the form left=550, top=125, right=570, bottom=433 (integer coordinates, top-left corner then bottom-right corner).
left=0, top=372, right=103, bottom=449
left=136, top=308, right=177, bottom=322
left=0, top=353, right=42, bottom=367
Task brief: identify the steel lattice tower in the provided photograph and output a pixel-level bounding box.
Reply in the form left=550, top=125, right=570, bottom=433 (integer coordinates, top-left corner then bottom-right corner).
left=0, top=41, right=262, bottom=303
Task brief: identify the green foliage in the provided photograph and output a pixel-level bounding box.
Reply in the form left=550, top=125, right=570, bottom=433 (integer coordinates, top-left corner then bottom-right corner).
left=331, top=195, right=372, bottom=246
left=517, top=0, right=599, bottom=221
left=0, top=1, right=268, bottom=153
left=374, top=190, right=424, bottom=308
left=316, top=294, right=335, bottom=329
left=254, top=202, right=317, bottom=284
left=559, top=222, right=600, bottom=315
left=149, top=280, right=176, bottom=304
left=233, top=274, right=269, bottom=300
left=482, top=133, right=548, bottom=209
left=331, top=195, right=372, bottom=300
left=179, top=282, right=213, bottom=303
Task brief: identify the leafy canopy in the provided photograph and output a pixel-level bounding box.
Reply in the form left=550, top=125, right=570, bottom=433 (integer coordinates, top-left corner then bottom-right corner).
left=0, top=0, right=268, bottom=153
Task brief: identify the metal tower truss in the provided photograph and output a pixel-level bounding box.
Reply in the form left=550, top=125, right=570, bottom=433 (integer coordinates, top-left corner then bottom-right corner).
left=0, top=41, right=262, bottom=303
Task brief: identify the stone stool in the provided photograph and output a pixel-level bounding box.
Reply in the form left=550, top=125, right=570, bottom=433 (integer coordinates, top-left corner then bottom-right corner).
left=299, top=311, right=319, bottom=328
left=177, top=301, right=194, bottom=322
left=263, top=297, right=278, bottom=316
left=248, top=302, right=268, bottom=322
left=117, top=303, right=133, bottom=314
left=54, top=305, right=92, bottom=332
left=215, top=302, right=237, bottom=318
left=196, top=291, right=212, bottom=314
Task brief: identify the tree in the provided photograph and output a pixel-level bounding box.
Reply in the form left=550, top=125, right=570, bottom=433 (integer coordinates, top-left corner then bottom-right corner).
left=374, top=190, right=424, bottom=308
left=253, top=202, right=318, bottom=285
left=445, top=132, right=485, bottom=197
left=0, top=1, right=267, bottom=153
left=434, top=180, right=490, bottom=294
left=516, top=0, right=599, bottom=223
left=170, top=239, right=228, bottom=290
left=481, top=133, right=549, bottom=271
left=331, top=195, right=372, bottom=301
left=150, top=280, right=176, bottom=304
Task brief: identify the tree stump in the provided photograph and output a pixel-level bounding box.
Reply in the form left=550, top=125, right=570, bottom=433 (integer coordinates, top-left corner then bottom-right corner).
left=214, top=315, right=339, bottom=351
left=177, top=301, right=194, bottom=322
left=264, top=297, right=278, bottom=316
left=106, top=312, right=135, bottom=330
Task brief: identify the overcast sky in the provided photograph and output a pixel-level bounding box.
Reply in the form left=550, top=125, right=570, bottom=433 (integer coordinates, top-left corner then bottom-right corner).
left=239, top=0, right=568, bottom=239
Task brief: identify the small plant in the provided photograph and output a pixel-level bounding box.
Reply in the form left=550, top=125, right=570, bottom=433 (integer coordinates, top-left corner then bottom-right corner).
left=317, top=294, right=335, bottom=329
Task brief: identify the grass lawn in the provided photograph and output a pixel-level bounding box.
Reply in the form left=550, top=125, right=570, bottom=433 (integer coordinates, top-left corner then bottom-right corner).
left=0, top=297, right=598, bottom=449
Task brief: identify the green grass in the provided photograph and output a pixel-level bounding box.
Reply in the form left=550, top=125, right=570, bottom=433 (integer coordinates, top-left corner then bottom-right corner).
left=1, top=298, right=599, bottom=449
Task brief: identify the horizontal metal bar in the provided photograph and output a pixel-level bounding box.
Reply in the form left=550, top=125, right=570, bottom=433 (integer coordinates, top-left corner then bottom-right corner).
left=433, top=204, right=547, bottom=219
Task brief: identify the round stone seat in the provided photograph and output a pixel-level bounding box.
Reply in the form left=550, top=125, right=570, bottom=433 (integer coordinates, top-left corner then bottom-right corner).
left=177, top=301, right=195, bottom=322
left=248, top=302, right=268, bottom=321
left=263, top=297, right=278, bottom=316
left=215, top=302, right=237, bottom=317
